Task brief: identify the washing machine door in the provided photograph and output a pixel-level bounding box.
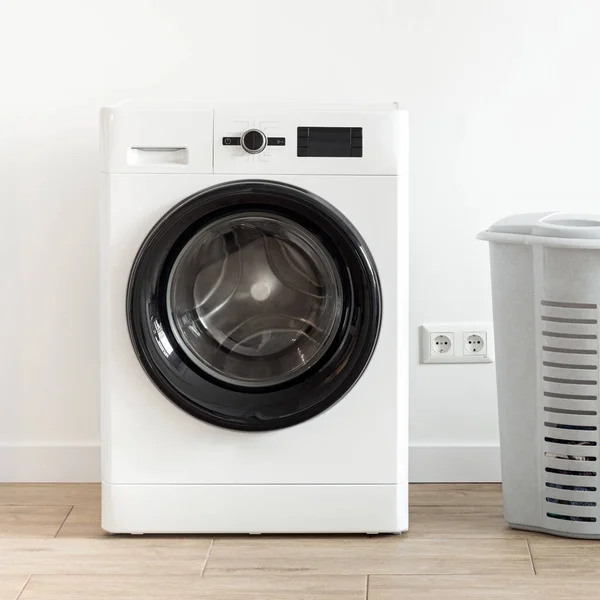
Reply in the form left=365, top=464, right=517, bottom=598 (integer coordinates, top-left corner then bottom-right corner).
left=127, top=180, right=381, bottom=431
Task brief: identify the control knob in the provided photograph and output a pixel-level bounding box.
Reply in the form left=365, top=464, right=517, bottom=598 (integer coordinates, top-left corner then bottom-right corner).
left=241, top=129, right=267, bottom=154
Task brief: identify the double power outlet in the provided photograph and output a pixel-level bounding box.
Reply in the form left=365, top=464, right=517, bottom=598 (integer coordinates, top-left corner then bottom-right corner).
left=420, top=323, right=494, bottom=364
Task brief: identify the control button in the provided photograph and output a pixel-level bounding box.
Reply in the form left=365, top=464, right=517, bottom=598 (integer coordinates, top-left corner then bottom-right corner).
left=241, top=129, right=267, bottom=154
left=222, top=137, right=241, bottom=146
left=267, top=137, right=286, bottom=146
left=350, top=148, right=363, bottom=157
left=297, top=147, right=309, bottom=157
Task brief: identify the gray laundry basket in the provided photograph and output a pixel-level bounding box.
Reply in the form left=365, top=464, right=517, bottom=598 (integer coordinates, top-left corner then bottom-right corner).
left=479, top=212, right=600, bottom=538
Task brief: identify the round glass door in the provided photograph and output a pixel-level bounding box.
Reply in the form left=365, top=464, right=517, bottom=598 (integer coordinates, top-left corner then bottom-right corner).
left=166, top=213, right=344, bottom=387
left=127, top=180, right=381, bottom=431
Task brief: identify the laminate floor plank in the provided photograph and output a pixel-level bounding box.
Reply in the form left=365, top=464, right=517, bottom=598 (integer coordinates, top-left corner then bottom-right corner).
left=369, top=575, right=600, bottom=600
left=0, top=537, right=212, bottom=576
left=409, top=484, right=503, bottom=507
left=408, top=505, right=522, bottom=538
left=18, top=574, right=366, bottom=600
left=205, top=537, right=533, bottom=575
left=0, top=484, right=99, bottom=507
left=529, top=537, right=600, bottom=574
left=0, top=576, right=29, bottom=600
left=54, top=505, right=105, bottom=539
left=0, top=506, right=72, bottom=539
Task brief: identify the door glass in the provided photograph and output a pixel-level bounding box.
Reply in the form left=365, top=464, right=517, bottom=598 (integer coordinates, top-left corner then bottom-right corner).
left=167, top=212, right=344, bottom=387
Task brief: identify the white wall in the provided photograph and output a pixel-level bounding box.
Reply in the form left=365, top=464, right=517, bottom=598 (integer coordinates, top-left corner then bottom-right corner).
left=2, top=0, right=600, bottom=481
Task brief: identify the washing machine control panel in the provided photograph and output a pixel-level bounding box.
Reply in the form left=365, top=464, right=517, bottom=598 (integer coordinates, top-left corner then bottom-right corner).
left=213, top=108, right=401, bottom=175
left=102, top=103, right=402, bottom=176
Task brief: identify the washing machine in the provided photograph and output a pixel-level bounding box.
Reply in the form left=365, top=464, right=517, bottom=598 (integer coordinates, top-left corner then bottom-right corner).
left=100, top=102, right=408, bottom=534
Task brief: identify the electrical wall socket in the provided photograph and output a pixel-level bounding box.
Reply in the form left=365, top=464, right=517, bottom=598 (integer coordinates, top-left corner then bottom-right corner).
left=420, top=323, right=494, bottom=364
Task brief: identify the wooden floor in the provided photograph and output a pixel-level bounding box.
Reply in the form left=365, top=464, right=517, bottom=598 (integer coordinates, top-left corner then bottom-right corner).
left=1, top=484, right=599, bottom=599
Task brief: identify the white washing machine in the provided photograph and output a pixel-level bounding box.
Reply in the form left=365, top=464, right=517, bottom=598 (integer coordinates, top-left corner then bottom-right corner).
left=100, top=102, right=408, bottom=534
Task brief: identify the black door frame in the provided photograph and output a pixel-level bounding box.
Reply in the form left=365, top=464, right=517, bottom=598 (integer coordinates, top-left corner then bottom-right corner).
left=127, top=180, right=382, bottom=432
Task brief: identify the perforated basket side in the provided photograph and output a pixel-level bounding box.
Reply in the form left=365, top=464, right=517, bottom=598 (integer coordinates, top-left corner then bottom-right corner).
left=540, top=300, right=600, bottom=535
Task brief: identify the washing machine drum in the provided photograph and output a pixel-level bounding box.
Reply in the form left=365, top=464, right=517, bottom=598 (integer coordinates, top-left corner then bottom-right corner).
left=128, top=180, right=381, bottom=431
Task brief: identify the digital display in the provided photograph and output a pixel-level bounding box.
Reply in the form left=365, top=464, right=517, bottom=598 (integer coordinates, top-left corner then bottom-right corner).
left=297, top=127, right=362, bottom=158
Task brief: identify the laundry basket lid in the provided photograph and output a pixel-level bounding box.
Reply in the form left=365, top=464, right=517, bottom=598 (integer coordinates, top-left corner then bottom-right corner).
left=478, top=212, right=600, bottom=248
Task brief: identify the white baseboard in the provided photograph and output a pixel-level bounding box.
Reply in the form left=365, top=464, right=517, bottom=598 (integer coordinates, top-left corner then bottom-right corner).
left=409, top=445, right=501, bottom=482
left=0, top=444, right=501, bottom=483
left=0, top=444, right=101, bottom=483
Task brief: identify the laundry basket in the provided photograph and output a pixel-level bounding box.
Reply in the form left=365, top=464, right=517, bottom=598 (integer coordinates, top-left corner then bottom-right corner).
left=479, top=212, right=600, bottom=538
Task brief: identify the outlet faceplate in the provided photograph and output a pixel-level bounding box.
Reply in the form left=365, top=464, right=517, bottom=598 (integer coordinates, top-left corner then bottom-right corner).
left=420, top=323, right=494, bottom=364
